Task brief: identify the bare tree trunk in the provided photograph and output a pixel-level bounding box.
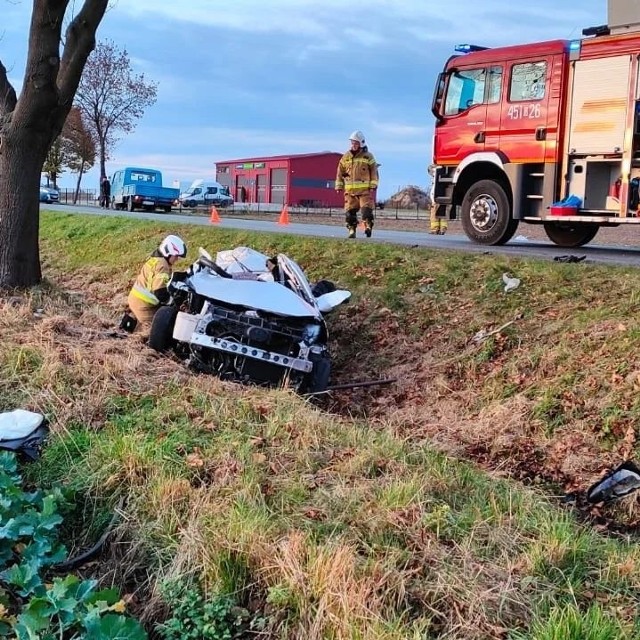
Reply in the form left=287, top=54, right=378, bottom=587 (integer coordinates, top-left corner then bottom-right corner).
left=0, top=134, right=48, bottom=287
left=74, top=166, right=85, bottom=204
left=0, top=0, right=108, bottom=289
left=99, top=138, right=107, bottom=180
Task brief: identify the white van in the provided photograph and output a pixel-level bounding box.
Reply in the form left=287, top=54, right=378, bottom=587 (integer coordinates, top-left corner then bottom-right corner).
left=179, top=180, right=233, bottom=208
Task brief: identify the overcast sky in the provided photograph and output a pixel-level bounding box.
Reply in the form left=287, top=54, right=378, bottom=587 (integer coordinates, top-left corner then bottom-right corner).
left=2, top=0, right=605, bottom=197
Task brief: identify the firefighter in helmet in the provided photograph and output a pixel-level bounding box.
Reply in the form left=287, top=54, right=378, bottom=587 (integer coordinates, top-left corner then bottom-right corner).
left=126, top=234, right=187, bottom=331
left=335, top=130, right=379, bottom=239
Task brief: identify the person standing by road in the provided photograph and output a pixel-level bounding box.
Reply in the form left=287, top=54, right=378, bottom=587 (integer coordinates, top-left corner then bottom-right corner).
left=429, top=205, right=448, bottom=235
left=335, top=130, right=379, bottom=239
left=428, top=164, right=447, bottom=235
left=100, top=176, right=111, bottom=208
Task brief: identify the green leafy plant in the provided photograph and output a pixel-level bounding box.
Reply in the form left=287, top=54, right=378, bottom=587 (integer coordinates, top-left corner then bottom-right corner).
left=157, top=581, right=264, bottom=640
left=0, top=451, right=146, bottom=639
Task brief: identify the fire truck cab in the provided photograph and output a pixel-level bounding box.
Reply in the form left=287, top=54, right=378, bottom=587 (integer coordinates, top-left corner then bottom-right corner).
left=431, top=0, right=640, bottom=247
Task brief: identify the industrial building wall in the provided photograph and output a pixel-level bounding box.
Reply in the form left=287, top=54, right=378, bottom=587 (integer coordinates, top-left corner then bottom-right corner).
left=289, top=154, right=342, bottom=207
left=217, top=159, right=286, bottom=204
left=256, top=173, right=268, bottom=203
left=269, top=167, right=288, bottom=205
left=216, top=153, right=343, bottom=206
left=216, top=165, right=232, bottom=191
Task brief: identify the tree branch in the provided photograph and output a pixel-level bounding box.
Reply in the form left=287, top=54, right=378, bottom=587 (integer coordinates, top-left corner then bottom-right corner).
left=11, top=0, right=69, bottom=132
left=57, top=0, right=109, bottom=109
left=0, top=60, right=17, bottom=118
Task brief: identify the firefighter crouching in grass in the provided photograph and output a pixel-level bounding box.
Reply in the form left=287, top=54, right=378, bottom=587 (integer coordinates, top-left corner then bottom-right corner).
left=335, top=130, right=379, bottom=239
left=123, top=234, right=187, bottom=334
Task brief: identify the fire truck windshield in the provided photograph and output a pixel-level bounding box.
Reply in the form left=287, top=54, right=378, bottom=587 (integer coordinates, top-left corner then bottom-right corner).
left=444, top=69, right=486, bottom=115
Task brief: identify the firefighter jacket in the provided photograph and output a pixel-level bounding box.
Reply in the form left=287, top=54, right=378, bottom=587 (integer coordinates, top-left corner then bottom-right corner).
left=128, top=253, right=172, bottom=308
left=335, top=147, right=379, bottom=194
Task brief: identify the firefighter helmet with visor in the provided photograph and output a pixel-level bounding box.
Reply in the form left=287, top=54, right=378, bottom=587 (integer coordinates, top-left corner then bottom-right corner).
left=159, top=234, right=187, bottom=258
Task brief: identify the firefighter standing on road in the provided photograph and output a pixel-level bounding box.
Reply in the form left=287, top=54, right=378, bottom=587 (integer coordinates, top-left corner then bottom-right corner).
left=428, top=164, right=447, bottom=235
left=429, top=205, right=448, bottom=235
left=126, top=234, right=187, bottom=332
left=335, top=130, right=379, bottom=239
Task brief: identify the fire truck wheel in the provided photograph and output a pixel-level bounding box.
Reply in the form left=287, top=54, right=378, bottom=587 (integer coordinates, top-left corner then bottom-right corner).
left=461, top=180, right=518, bottom=245
left=543, top=222, right=599, bottom=248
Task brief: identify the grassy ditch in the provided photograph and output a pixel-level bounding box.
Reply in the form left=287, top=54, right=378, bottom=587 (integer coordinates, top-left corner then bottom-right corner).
left=1, top=210, right=640, bottom=637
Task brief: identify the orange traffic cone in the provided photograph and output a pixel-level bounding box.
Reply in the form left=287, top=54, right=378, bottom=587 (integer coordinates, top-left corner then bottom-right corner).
left=209, top=206, right=221, bottom=224
left=277, top=204, right=290, bottom=225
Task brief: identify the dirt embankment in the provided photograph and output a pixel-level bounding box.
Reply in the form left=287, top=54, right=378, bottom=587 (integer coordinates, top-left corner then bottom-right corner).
left=323, top=275, right=640, bottom=533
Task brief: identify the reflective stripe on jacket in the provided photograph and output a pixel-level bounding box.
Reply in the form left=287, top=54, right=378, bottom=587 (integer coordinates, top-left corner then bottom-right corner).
left=335, top=147, right=379, bottom=193
left=128, top=256, right=171, bottom=308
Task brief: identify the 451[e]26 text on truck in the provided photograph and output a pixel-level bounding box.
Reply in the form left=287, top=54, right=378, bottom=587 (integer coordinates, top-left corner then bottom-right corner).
left=430, top=0, right=640, bottom=248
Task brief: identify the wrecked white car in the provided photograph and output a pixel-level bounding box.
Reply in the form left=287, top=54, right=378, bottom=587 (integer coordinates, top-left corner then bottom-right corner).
left=148, top=247, right=351, bottom=393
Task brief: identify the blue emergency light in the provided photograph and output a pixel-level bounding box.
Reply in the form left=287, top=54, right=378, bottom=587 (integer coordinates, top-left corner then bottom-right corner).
left=454, top=44, right=489, bottom=53
left=568, top=39, right=581, bottom=61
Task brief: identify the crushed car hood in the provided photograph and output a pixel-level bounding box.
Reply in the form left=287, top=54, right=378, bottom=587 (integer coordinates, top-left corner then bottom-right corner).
left=189, top=271, right=320, bottom=318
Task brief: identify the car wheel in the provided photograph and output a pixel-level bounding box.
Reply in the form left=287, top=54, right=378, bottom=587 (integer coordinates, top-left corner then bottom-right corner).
left=127, top=198, right=135, bottom=212
left=148, top=306, right=178, bottom=352
left=304, top=352, right=331, bottom=394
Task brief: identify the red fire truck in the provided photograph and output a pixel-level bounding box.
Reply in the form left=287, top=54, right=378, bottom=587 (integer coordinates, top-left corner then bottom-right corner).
left=430, top=1, right=640, bottom=246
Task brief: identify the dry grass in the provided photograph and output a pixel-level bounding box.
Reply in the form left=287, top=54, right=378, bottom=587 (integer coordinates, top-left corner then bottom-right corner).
left=261, top=532, right=386, bottom=639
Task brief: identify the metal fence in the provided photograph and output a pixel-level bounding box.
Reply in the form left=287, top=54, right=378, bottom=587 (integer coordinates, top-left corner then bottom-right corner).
left=177, top=202, right=430, bottom=220
left=57, top=188, right=99, bottom=206
left=53, top=191, right=430, bottom=220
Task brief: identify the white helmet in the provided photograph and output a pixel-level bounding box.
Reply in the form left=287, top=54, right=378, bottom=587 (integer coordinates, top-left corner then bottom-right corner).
left=159, top=234, right=187, bottom=258
left=349, top=130, right=365, bottom=144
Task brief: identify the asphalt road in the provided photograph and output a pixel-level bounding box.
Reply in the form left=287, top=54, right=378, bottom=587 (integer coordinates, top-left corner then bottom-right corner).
left=43, top=203, right=640, bottom=267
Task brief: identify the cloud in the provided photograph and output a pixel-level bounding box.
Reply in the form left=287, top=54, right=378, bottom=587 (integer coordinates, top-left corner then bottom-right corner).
left=108, top=153, right=218, bottom=180
left=125, top=124, right=341, bottom=157
left=372, top=121, right=429, bottom=138
left=117, top=0, right=332, bottom=37
left=343, top=28, right=386, bottom=48
left=116, top=0, right=603, bottom=44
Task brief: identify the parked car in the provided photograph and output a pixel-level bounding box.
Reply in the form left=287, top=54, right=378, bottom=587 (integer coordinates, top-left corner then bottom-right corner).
left=148, top=246, right=351, bottom=393
left=179, top=180, right=233, bottom=208
left=39, top=186, right=60, bottom=204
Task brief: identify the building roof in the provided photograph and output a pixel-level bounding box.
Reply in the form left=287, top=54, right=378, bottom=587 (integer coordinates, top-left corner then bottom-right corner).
left=216, top=151, right=341, bottom=165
